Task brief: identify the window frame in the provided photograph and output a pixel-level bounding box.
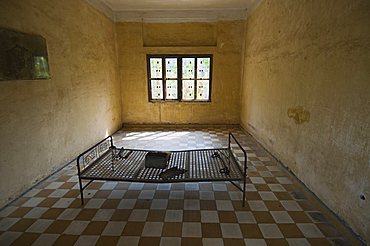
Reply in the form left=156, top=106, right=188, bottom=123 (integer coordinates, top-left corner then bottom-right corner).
left=147, top=54, right=213, bottom=102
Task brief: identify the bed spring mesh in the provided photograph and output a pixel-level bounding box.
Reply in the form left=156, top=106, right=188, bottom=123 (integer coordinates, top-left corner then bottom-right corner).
left=80, top=148, right=244, bottom=183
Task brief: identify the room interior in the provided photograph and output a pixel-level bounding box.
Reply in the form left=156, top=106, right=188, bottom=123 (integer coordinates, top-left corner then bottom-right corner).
left=0, top=0, right=369, bottom=245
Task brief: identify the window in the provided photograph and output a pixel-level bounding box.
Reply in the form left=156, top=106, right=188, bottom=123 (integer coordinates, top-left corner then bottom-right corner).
left=147, top=55, right=212, bottom=102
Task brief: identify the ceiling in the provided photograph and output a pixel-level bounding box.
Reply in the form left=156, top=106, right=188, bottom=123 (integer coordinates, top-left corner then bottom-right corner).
left=87, top=0, right=262, bottom=22
left=101, top=0, right=260, bottom=11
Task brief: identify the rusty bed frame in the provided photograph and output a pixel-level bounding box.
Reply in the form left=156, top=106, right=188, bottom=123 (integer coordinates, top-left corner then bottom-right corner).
left=76, top=133, right=247, bottom=206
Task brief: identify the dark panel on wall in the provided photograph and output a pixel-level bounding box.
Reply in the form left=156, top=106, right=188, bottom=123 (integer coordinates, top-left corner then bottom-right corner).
left=0, top=27, right=50, bottom=81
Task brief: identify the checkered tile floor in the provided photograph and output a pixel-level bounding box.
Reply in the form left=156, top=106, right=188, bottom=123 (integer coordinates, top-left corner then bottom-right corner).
left=0, top=126, right=358, bottom=245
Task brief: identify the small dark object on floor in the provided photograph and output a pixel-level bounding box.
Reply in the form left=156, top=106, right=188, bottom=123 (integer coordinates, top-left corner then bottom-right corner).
left=211, top=152, right=221, bottom=158
left=308, top=212, right=328, bottom=223
left=116, top=148, right=125, bottom=159
left=159, top=167, right=187, bottom=180
left=145, top=151, right=170, bottom=169
left=112, top=147, right=131, bottom=159
left=290, top=191, right=306, bottom=200
left=220, top=167, right=230, bottom=175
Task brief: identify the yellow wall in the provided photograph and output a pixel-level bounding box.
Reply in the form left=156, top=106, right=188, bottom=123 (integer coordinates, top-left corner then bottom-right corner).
left=117, top=21, right=244, bottom=124
left=1, top=0, right=369, bottom=241
left=240, top=0, right=370, bottom=241
left=0, top=0, right=122, bottom=207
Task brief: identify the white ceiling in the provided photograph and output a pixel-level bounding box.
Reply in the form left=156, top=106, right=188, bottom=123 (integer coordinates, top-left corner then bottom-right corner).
left=86, top=0, right=262, bottom=22
left=102, top=0, right=260, bottom=11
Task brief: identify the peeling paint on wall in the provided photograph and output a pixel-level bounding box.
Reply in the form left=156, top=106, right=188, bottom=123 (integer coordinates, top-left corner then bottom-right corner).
left=287, top=106, right=310, bottom=124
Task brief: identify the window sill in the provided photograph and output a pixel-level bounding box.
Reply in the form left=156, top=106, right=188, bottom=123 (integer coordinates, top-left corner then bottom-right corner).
left=149, top=100, right=211, bottom=104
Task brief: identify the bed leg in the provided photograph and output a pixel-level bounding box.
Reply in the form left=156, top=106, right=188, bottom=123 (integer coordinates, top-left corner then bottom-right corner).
left=242, top=179, right=246, bottom=207
left=76, top=159, right=84, bottom=205
left=242, top=144, right=247, bottom=207
left=78, top=176, right=84, bottom=205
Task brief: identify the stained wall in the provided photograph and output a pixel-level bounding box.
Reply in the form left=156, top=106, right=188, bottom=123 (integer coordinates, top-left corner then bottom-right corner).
left=240, top=0, right=370, bottom=242
left=117, top=21, right=244, bottom=124
left=0, top=0, right=122, bottom=207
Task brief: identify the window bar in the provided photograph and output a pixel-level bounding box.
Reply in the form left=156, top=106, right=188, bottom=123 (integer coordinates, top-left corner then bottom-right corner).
left=147, top=56, right=151, bottom=101
left=180, top=57, right=184, bottom=102
left=178, top=58, right=182, bottom=100
left=209, top=56, right=212, bottom=102
left=194, top=57, right=198, bottom=101
left=162, top=57, right=166, bottom=100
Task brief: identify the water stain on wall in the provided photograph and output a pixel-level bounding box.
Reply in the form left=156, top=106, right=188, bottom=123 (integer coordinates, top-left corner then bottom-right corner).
left=287, top=106, right=310, bottom=124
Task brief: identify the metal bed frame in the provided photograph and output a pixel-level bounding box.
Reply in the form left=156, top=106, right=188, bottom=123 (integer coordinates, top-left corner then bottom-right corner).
left=77, top=132, right=247, bottom=206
